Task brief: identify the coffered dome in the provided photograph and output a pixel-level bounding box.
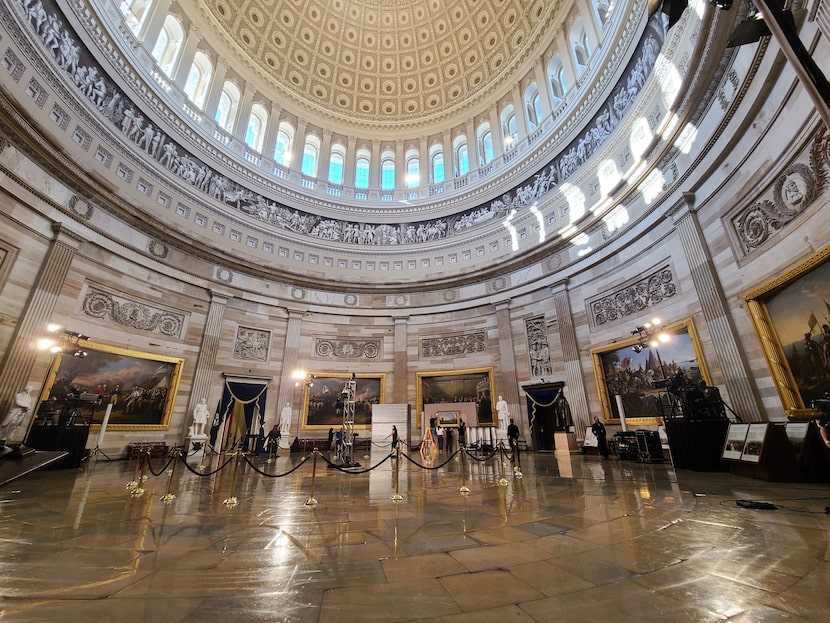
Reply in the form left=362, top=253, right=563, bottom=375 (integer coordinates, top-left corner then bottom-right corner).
left=204, top=0, right=555, bottom=126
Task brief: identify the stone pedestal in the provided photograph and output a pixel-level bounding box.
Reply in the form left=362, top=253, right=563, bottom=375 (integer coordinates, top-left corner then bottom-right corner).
left=185, top=433, right=208, bottom=454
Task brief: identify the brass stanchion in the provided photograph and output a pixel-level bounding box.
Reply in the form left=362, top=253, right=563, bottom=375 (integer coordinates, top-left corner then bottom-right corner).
left=513, top=443, right=523, bottom=478
left=497, top=444, right=508, bottom=486
left=160, top=447, right=180, bottom=503
left=458, top=449, right=470, bottom=495
left=305, top=449, right=319, bottom=506
left=223, top=449, right=240, bottom=508
left=391, top=445, right=403, bottom=501
left=126, top=449, right=142, bottom=490
left=131, top=449, right=149, bottom=497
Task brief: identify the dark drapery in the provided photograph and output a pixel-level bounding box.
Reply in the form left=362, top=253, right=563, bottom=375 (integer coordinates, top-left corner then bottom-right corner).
left=209, top=380, right=268, bottom=452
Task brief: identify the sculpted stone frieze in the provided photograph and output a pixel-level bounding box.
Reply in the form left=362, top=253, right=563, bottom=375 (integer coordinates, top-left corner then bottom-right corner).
left=421, top=332, right=486, bottom=357
left=731, top=134, right=828, bottom=255
left=234, top=327, right=271, bottom=362
left=8, top=0, right=666, bottom=249
left=315, top=339, right=380, bottom=359
left=588, top=265, right=677, bottom=326
left=526, top=316, right=553, bottom=378
left=82, top=286, right=186, bottom=337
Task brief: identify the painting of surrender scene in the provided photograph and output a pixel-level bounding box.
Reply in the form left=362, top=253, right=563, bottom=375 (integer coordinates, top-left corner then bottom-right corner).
left=39, top=342, right=184, bottom=429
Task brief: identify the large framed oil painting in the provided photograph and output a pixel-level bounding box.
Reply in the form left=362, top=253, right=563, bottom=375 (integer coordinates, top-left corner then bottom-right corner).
left=590, top=318, right=709, bottom=424
left=37, top=341, right=184, bottom=430
left=301, top=374, right=384, bottom=429
left=416, top=367, right=496, bottom=428
left=745, top=245, right=830, bottom=417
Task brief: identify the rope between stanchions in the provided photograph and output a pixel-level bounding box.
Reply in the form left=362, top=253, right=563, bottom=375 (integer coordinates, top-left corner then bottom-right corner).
left=241, top=453, right=311, bottom=477
left=317, top=452, right=394, bottom=473
left=178, top=453, right=235, bottom=476
left=400, top=449, right=460, bottom=470
left=145, top=453, right=175, bottom=476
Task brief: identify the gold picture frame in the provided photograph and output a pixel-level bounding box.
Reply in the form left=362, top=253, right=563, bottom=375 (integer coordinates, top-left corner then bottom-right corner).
left=590, top=317, right=710, bottom=425
left=416, top=367, right=496, bottom=428
left=37, top=341, right=184, bottom=431
left=300, top=373, right=384, bottom=429
left=744, top=244, right=830, bottom=418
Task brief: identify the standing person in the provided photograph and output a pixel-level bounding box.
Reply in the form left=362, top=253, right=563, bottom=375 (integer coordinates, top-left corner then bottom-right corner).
left=507, top=418, right=520, bottom=450
left=445, top=426, right=453, bottom=453
left=436, top=426, right=444, bottom=451
left=591, top=416, right=610, bottom=459
left=327, top=427, right=335, bottom=451
left=458, top=419, right=466, bottom=447
left=386, top=425, right=399, bottom=455
left=266, top=424, right=281, bottom=456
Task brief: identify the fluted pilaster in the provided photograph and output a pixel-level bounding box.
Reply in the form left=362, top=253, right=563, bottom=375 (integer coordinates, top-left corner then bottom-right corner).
left=0, top=223, right=81, bottom=415
left=276, top=310, right=305, bottom=431
left=393, top=316, right=408, bottom=404
left=550, top=280, right=592, bottom=438
left=186, top=291, right=229, bottom=422
left=673, top=194, right=763, bottom=421
left=493, top=301, right=521, bottom=431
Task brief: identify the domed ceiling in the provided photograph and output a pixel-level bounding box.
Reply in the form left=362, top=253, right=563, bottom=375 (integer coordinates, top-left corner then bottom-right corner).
left=203, top=0, right=554, bottom=127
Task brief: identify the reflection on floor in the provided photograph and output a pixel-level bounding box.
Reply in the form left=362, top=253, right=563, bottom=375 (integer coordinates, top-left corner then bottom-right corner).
left=1, top=448, right=829, bottom=622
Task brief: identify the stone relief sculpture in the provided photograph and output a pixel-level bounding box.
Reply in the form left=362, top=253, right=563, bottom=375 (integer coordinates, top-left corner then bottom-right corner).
left=525, top=317, right=552, bottom=378
left=233, top=327, right=270, bottom=362
left=588, top=265, right=677, bottom=326
left=82, top=286, right=185, bottom=337
left=12, top=0, right=665, bottom=248
left=421, top=332, right=486, bottom=357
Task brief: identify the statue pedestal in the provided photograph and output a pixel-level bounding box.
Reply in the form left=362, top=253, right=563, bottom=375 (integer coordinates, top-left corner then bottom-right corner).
left=185, top=433, right=207, bottom=454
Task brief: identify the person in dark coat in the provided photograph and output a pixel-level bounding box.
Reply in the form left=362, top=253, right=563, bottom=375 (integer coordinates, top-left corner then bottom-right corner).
left=591, top=416, right=609, bottom=459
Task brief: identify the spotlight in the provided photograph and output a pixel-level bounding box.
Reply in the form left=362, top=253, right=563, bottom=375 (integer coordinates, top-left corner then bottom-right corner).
left=709, top=0, right=733, bottom=9
left=71, top=349, right=88, bottom=358
left=632, top=344, right=644, bottom=353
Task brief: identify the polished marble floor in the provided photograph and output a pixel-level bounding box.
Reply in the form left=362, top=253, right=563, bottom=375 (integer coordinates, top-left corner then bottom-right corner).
left=1, top=447, right=829, bottom=622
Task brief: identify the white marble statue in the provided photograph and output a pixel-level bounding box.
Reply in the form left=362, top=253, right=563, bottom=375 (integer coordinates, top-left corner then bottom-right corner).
left=189, top=398, right=209, bottom=437
left=496, top=395, right=509, bottom=439
left=2, top=385, right=33, bottom=441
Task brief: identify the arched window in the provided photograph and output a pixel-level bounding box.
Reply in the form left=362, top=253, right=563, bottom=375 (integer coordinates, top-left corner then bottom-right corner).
left=547, top=54, right=569, bottom=105
left=524, top=84, right=543, bottom=131
left=405, top=149, right=420, bottom=188
left=501, top=104, right=518, bottom=150
left=355, top=149, right=371, bottom=189
left=594, top=0, right=613, bottom=26
left=214, top=81, right=240, bottom=132
left=245, top=103, right=268, bottom=152
left=430, top=145, right=444, bottom=184
left=183, top=51, right=213, bottom=109
left=454, top=136, right=469, bottom=177
left=380, top=150, right=396, bottom=191
left=151, top=15, right=184, bottom=77
left=570, top=21, right=592, bottom=75
left=119, top=0, right=152, bottom=36
left=301, top=135, right=320, bottom=178
left=477, top=122, right=494, bottom=167
left=328, top=143, right=346, bottom=185
left=273, top=121, right=294, bottom=167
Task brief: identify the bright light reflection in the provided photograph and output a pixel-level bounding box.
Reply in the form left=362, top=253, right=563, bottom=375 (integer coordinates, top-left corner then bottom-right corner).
left=640, top=168, right=666, bottom=204
left=560, top=182, right=586, bottom=225
left=597, top=159, right=622, bottom=197
left=658, top=61, right=682, bottom=108
left=603, top=204, right=630, bottom=233
left=529, top=204, right=545, bottom=243
left=674, top=122, right=699, bottom=154
left=629, top=117, right=653, bottom=161
left=502, top=209, right=518, bottom=251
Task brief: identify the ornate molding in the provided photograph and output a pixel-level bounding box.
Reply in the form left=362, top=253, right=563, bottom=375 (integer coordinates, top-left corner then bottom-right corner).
left=315, top=338, right=380, bottom=359
left=731, top=132, right=827, bottom=255
left=588, top=264, right=677, bottom=327
left=81, top=285, right=186, bottom=337
left=421, top=332, right=486, bottom=357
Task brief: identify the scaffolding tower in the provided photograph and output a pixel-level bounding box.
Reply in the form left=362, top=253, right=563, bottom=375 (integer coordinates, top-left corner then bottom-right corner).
left=339, top=376, right=358, bottom=466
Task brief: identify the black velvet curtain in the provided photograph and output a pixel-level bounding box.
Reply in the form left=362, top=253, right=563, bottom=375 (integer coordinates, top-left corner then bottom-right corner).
left=209, top=380, right=268, bottom=452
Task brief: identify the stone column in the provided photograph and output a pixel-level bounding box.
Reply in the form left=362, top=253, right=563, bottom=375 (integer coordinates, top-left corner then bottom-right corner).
left=493, top=301, right=521, bottom=432
left=392, top=316, right=408, bottom=404
left=232, top=83, right=256, bottom=143
left=276, top=310, right=305, bottom=433
left=186, top=291, right=229, bottom=422
left=172, top=25, right=202, bottom=90
left=0, top=224, right=81, bottom=414
left=203, top=59, right=229, bottom=122
left=511, top=84, right=529, bottom=141
left=550, top=280, right=592, bottom=439
left=671, top=194, right=763, bottom=421
left=533, top=57, right=554, bottom=119
left=137, top=0, right=172, bottom=46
